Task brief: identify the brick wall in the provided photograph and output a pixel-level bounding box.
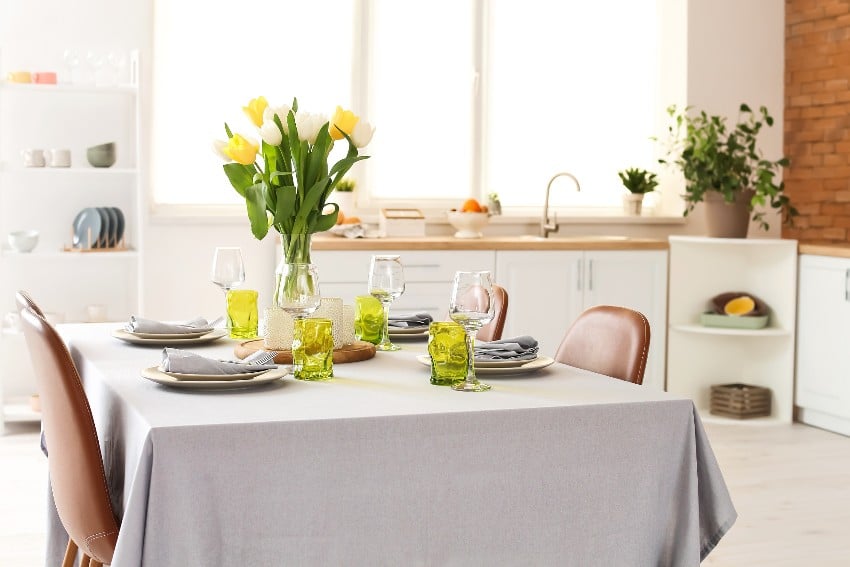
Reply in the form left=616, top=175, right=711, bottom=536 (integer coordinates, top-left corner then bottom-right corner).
left=784, top=0, right=850, bottom=242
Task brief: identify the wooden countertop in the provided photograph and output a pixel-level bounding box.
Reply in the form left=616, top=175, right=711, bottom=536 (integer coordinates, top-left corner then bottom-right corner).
left=799, top=244, right=850, bottom=259
left=313, top=236, right=669, bottom=251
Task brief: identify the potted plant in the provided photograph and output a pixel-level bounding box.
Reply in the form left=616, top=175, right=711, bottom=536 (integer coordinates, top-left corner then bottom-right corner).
left=617, top=167, right=658, bottom=216
left=659, top=103, right=796, bottom=237
left=333, top=176, right=357, bottom=214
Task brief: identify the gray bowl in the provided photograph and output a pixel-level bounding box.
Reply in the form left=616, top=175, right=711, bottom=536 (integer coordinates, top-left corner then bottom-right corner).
left=86, top=142, right=116, bottom=168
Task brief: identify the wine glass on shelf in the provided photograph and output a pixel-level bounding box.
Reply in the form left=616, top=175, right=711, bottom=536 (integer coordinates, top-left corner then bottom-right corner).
left=368, top=255, right=406, bottom=351
left=211, top=247, right=245, bottom=328
left=449, top=271, right=495, bottom=392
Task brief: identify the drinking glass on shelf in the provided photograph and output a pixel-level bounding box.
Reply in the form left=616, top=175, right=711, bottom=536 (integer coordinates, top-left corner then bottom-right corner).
left=211, top=247, right=245, bottom=327
left=368, top=255, right=405, bottom=351
left=449, top=271, right=495, bottom=392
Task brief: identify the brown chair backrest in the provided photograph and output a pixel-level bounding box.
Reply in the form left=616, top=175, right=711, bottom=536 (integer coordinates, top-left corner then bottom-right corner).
left=20, top=307, right=119, bottom=564
left=477, top=284, right=509, bottom=342
left=15, top=289, right=46, bottom=318
left=554, top=305, right=650, bottom=385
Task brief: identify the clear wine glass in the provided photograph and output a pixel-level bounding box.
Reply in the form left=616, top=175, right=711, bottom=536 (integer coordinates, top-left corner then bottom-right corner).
left=276, top=263, right=322, bottom=321
left=368, top=255, right=405, bottom=351
left=211, top=247, right=245, bottom=328
left=449, top=271, right=495, bottom=392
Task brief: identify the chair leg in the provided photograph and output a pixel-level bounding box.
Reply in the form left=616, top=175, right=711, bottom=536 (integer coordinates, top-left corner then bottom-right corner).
left=79, top=553, right=91, bottom=567
left=89, top=560, right=103, bottom=567
left=62, top=539, right=78, bottom=567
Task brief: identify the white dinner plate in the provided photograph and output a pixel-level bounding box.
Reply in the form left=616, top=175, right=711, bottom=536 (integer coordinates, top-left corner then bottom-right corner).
left=156, top=365, right=276, bottom=382
left=141, top=366, right=289, bottom=389
left=388, top=326, right=429, bottom=336
left=473, top=356, right=539, bottom=368
left=112, top=328, right=228, bottom=346
left=125, top=329, right=213, bottom=340
left=416, top=354, right=555, bottom=376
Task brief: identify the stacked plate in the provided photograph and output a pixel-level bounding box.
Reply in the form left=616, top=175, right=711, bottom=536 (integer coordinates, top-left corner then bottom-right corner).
left=141, top=365, right=289, bottom=390
left=416, top=354, right=555, bottom=376
left=72, top=206, right=126, bottom=249
left=112, top=328, right=228, bottom=346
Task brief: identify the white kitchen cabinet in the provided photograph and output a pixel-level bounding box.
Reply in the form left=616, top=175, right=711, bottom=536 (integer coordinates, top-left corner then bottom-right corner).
left=796, top=254, right=850, bottom=435
left=495, top=249, right=668, bottom=390
left=667, top=236, right=797, bottom=424
left=312, top=249, right=497, bottom=317
left=0, top=52, right=142, bottom=431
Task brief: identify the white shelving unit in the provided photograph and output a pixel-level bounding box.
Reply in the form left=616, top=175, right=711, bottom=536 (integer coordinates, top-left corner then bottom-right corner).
left=0, top=50, right=143, bottom=432
left=667, top=236, right=798, bottom=424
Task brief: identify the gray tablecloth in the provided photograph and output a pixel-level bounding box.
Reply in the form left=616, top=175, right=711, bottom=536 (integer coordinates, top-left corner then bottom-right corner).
left=49, top=323, right=736, bottom=567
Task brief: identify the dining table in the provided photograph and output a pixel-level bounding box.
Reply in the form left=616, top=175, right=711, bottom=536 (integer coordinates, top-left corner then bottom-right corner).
left=45, top=323, right=736, bottom=567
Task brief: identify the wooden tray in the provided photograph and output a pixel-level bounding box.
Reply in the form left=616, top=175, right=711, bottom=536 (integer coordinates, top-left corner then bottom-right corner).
left=710, top=383, right=772, bottom=419
left=234, top=339, right=376, bottom=364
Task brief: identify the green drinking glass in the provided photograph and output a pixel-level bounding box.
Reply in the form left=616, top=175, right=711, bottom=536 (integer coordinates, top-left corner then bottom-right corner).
left=354, top=295, right=384, bottom=345
left=292, top=318, right=334, bottom=381
left=226, top=289, right=259, bottom=339
left=427, top=321, right=469, bottom=386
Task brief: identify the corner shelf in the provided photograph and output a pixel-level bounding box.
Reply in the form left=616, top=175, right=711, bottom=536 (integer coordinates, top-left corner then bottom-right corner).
left=666, top=236, right=798, bottom=424
left=671, top=324, right=791, bottom=337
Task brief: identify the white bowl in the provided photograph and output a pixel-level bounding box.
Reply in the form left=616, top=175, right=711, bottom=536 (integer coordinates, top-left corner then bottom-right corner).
left=446, top=211, right=490, bottom=239
left=7, top=230, right=39, bottom=253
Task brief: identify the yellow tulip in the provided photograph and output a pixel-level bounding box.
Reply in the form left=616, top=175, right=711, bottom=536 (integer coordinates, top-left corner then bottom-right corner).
left=329, top=106, right=360, bottom=140
left=243, top=96, right=268, bottom=127
left=224, top=134, right=259, bottom=165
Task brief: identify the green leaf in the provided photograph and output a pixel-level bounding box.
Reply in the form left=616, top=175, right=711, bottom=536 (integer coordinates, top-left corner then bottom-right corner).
left=274, top=185, right=297, bottom=234
left=244, top=182, right=270, bottom=240
left=223, top=163, right=255, bottom=197
left=314, top=203, right=339, bottom=232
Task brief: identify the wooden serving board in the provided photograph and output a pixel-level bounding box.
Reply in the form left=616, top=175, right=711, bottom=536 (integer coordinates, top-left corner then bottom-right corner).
left=234, top=339, right=376, bottom=364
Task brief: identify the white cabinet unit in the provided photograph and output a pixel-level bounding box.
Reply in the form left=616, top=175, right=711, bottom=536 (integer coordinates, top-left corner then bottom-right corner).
left=796, top=254, right=850, bottom=436
left=667, top=236, right=797, bottom=424
left=312, top=249, right=497, bottom=317
left=0, top=52, right=142, bottom=431
left=496, top=250, right=668, bottom=390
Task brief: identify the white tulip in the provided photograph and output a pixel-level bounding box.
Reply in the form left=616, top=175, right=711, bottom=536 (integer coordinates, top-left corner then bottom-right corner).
left=263, top=104, right=291, bottom=133
left=295, top=112, right=328, bottom=145
left=212, top=139, right=231, bottom=161
left=351, top=118, right=375, bottom=148
left=259, top=120, right=283, bottom=146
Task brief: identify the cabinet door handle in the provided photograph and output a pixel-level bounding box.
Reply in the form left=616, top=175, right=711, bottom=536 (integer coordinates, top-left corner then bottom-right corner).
left=577, top=259, right=583, bottom=291
left=845, top=269, right=850, bottom=301
left=588, top=259, right=594, bottom=291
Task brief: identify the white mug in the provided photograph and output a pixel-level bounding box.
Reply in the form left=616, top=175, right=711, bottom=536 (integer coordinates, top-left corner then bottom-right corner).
left=45, top=148, right=71, bottom=167
left=21, top=148, right=46, bottom=167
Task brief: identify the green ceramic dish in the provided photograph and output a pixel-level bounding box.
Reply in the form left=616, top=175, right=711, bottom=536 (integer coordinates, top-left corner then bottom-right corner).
left=700, top=312, right=769, bottom=330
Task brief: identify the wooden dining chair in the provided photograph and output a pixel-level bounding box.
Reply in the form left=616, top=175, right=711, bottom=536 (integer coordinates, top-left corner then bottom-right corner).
left=20, top=306, right=120, bottom=567
left=477, top=284, right=509, bottom=342
left=554, top=305, right=650, bottom=385
left=15, top=289, right=46, bottom=318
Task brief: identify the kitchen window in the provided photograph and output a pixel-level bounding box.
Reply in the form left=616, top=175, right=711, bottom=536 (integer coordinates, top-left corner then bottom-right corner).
left=151, top=0, right=663, bottom=213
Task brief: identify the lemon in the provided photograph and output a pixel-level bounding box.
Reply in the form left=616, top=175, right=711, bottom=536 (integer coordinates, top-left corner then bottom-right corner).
left=724, top=295, right=755, bottom=316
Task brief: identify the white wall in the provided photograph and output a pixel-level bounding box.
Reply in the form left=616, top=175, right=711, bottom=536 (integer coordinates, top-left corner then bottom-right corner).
left=1, top=0, right=787, bottom=319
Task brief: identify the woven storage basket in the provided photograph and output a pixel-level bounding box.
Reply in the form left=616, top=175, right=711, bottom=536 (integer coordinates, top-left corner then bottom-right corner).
left=710, top=383, right=772, bottom=419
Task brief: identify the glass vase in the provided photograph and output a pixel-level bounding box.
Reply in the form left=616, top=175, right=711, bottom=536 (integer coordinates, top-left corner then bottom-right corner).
left=274, top=233, right=313, bottom=308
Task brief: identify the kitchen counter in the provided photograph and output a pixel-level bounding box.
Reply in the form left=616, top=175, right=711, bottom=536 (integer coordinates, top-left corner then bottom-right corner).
left=313, top=235, right=669, bottom=251
left=799, top=243, right=850, bottom=258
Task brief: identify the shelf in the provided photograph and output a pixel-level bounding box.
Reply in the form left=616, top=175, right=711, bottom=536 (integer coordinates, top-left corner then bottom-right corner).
left=0, top=165, right=137, bottom=175
left=0, top=249, right=137, bottom=260
left=0, top=81, right=137, bottom=95
left=671, top=324, right=791, bottom=337
left=1, top=397, right=41, bottom=423
left=698, top=407, right=787, bottom=427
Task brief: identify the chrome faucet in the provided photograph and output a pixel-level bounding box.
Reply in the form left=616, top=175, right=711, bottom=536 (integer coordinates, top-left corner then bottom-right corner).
left=541, top=172, right=581, bottom=238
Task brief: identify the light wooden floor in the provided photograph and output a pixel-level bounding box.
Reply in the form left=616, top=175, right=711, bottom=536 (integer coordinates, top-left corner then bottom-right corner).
left=2, top=419, right=849, bottom=566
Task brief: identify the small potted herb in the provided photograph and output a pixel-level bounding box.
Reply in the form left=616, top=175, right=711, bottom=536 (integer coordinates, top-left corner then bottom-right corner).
left=617, top=167, right=658, bottom=216
left=332, top=177, right=356, bottom=213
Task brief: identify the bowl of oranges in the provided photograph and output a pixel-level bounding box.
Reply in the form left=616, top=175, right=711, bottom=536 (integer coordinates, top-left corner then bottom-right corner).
left=447, top=199, right=490, bottom=239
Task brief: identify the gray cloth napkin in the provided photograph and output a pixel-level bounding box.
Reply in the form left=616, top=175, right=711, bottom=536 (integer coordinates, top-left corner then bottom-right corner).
left=474, top=336, right=539, bottom=360
left=126, top=316, right=214, bottom=335
left=161, top=348, right=277, bottom=375
left=388, top=312, right=433, bottom=328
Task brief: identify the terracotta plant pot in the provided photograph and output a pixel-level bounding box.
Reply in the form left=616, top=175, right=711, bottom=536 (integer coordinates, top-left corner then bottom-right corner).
left=703, top=189, right=754, bottom=238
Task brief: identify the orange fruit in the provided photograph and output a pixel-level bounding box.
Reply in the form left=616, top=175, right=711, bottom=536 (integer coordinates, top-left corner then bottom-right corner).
left=461, top=198, right=483, bottom=212
left=724, top=296, right=755, bottom=316
left=342, top=215, right=361, bottom=224
left=336, top=210, right=346, bottom=225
